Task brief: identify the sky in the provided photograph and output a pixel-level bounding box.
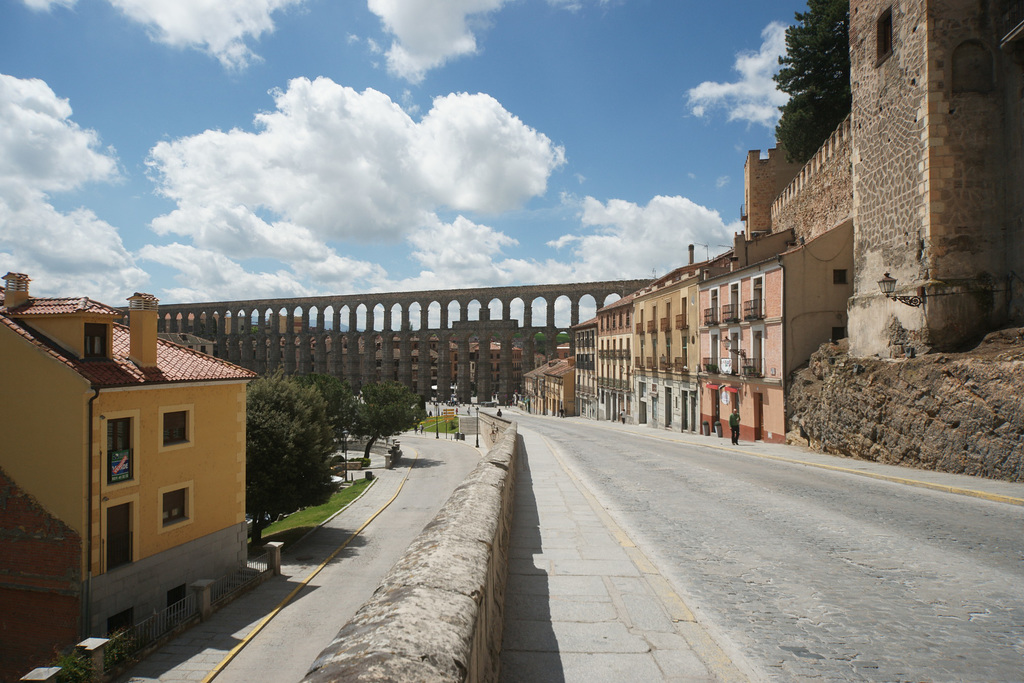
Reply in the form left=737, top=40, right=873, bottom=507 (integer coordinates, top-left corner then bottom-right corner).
left=1, top=0, right=809, bottom=306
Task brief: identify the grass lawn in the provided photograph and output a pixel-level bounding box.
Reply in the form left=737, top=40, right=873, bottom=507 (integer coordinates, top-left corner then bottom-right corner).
left=422, top=415, right=460, bottom=434
left=250, top=478, right=373, bottom=551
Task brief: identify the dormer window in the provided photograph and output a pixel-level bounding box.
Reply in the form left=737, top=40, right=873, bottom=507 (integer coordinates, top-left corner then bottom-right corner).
left=84, top=323, right=107, bottom=358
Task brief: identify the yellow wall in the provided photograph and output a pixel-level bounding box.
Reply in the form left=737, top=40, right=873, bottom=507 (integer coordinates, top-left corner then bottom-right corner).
left=20, top=313, right=112, bottom=360
left=93, top=381, right=247, bottom=575
left=0, top=323, right=91, bottom=545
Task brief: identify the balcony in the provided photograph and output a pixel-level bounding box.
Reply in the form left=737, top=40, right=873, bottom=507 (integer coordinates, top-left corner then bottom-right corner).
left=673, top=357, right=686, bottom=372
left=635, top=323, right=644, bottom=334
left=743, top=298, right=764, bottom=321
left=702, top=357, right=720, bottom=374
left=635, top=356, right=642, bottom=367
left=741, top=358, right=763, bottom=378
left=659, top=317, right=670, bottom=332
left=645, top=356, right=654, bottom=369
left=675, top=313, right=687, bottom=330
left=721, top=303, right=740, bottom=324
left=646, top=320, right=656, bottom=333
left=659, top=356, right=671, bottom=371
left=703, top=307, right=719, bottom=326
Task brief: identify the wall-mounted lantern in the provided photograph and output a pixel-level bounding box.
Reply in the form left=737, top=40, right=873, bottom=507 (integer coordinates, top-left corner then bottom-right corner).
left=722, top=337, right=746, bottom=358
left=877, top=272, right=924, bottom=307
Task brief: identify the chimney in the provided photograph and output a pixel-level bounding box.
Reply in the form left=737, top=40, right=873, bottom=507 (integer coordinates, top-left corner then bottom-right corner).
left=688, top=244, right=695, bottom=265
left=2, top=272, right=30, bottom=309
left=127, top=292, right=160, bottom=368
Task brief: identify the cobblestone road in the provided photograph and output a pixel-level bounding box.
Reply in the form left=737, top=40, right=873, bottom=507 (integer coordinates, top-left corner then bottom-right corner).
left=517, top=414, right=1024, bottom=682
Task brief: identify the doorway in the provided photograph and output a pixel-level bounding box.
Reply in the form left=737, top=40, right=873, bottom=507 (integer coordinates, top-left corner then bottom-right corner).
left=754, top=393, right=764, bottom=441
left=664, top=388, right=672, bottom=427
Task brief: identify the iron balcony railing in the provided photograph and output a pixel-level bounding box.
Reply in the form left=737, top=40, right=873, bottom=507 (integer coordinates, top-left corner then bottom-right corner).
left=702, top=357, right=720, bottom=374
left=675, top=313, right=687, bottom=330
left=743, top=298, right=764, bottom=320
left=741, top=358, right=764, bottom=378
left=635, top=323, right=644, bottom=334
left=703, top=307, right=719, bottom=326
left=721, top=304, right=740, bottom=324
left=646, top=320, right=656, bottom=333
left=659, top=317, right=670, bottom=332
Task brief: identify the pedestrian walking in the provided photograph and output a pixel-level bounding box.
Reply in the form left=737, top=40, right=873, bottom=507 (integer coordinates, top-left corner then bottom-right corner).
left=619, top=410, right=624, bottom=424
left=729, top=409, right=740, bottom=445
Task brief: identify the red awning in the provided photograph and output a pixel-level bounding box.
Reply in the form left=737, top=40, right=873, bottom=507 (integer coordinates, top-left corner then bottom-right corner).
left=723, top=386, right=739, bottom=393
left=705, top=384, right=720, bottom=391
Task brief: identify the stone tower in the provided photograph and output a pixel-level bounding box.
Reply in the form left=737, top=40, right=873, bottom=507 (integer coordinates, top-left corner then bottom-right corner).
left=847, top=0, right=1024, bottom=357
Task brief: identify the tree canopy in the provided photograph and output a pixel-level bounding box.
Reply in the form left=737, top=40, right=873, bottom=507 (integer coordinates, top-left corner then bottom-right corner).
left=774, top=0, right=851, bottom=164
left=355, top=381, right=426, bottom=458
left=246, top=371, right=335, bottom=543
left=295, top=373, right=358, bottom=444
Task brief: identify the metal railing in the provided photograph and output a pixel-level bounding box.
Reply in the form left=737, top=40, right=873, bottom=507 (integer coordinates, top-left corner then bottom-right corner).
left=131, top=594, right=197, bottom=649
left=703, top=308, right=719, bottom=326
left=721, top=304, right=740, bottom=323
left=675, top=313, right=687, bottom=330
left=212, top=551, right=270, bottom=606
left=743, top=299, right=764, bottom=320
left=659, top=318, right=670, bottom=332
left=702, top=358, right=720, bottom=374
left=646, top=320, right=656, bottom=333
left=741, top=358, right=764, bottom=378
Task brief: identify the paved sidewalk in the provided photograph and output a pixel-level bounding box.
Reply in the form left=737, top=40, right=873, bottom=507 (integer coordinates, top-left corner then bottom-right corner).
left=500, top=426, right=750, bottom=683
left=119, top=465, right=409, bottom=683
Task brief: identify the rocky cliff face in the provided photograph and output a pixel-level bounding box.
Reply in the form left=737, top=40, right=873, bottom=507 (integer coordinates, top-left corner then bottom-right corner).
left=787, top=329, right=1024, bottom=482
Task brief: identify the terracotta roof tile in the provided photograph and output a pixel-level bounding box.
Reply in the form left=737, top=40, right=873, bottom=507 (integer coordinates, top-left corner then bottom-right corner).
left=1, top=297, right=122, bottom=317
left=1, top=316, right=255, bottom=386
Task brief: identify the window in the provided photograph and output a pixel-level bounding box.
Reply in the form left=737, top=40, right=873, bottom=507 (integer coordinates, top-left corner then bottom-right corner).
left=106, top=502, right=132, bottom=568
left=163, top=411, right=187, bottom=445
left=163, top=488, right=187, bottom=526
left=833, top=269, right=848, bottom=285
left=84, top=323, right=106, bottom=358
left=167, top=584, right=187, bottom=607
left=107, top=418, right=132, bottom=483
left=877, top=7, right=893, bottom=63
left=106, top=607, right=134, bottom=635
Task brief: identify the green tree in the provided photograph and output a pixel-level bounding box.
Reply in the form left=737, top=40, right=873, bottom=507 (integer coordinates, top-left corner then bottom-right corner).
left=295, top=373, right=358, bottom=443
left=355, top=381, right=425, bottom=459
left=774, top=0, right=851, bottom=164
left=246, top=371, right=334, bottom=543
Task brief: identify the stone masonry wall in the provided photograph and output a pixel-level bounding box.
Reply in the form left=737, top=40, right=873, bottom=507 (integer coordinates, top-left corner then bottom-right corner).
left=303, top=422, right=518, bottom=682
left=771, top=117, right=853, bottom=243
left=788, top=332, right=1024, bottom=481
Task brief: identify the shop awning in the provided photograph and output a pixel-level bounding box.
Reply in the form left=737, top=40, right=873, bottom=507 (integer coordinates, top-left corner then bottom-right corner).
left=705, top=384, right=720, bottom=391
left=723, top=386, right=739, bottom=393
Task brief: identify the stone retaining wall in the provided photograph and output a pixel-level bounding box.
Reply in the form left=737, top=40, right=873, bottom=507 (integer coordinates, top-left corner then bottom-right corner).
left=788, top=334, right=1024, bottom=481
left=302, top=421, right=518, bottom=682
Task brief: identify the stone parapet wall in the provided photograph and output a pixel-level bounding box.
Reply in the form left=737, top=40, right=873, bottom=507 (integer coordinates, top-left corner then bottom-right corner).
left=303, top=422, right=518, bottom=682
left=788, top=335, right=1024, bottom=481
left=770, top=116, right=853, bottom=241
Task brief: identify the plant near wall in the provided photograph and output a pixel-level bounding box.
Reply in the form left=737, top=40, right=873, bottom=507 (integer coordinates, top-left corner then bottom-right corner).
left=774, top=0, right=851, bottom=164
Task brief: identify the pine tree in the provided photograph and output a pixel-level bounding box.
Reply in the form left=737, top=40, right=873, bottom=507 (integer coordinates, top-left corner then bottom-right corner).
left=774, top=0, right=851, bottom=163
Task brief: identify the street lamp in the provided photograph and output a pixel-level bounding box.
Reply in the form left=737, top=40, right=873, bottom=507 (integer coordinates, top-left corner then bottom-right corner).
left=341, top=429, right=349, bottom=483
left=475, top=406, right=480, bottom=448
left=722, top=337, right=746, bottom=358
left=877, top=272, right=924, bottom=307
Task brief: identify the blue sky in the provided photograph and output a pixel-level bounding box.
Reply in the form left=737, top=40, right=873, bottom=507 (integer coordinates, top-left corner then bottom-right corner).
left=1, top=0, right=808, bottom=305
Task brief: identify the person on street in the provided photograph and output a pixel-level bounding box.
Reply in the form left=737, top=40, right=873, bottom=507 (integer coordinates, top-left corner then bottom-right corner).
left=729, top=408, right=740, bottom=445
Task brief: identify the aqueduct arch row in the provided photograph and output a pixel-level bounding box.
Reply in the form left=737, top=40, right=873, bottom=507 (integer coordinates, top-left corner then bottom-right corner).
left=155, top=280, right=648, bottom=404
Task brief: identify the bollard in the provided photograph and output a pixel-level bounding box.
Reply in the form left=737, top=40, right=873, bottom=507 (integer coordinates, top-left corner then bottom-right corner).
left=190, top=580, right=215, bottom=620
left=264, top=541, right=284, bottom=575
left=77, top=638, right=109, bottom=677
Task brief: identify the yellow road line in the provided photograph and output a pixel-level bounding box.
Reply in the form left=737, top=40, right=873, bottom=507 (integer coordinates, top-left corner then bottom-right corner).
left=202, top=450, right=420, bottom=683
left=593, top=422, right=1024, bottom=507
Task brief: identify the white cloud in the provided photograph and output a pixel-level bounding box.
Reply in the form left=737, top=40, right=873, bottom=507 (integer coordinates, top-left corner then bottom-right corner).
left=21, top=0, right=75, bottom=10
left=715, top=175, right=729, bottom=188
left=550, top=195, right=734, bottom=280
left=110, top=0, right=304, bottom=69
left=0, top=74, right=146, bottom=300
left=148, top=77, right=564, bottom=250
left=367, top=0, right=509, bottom=82
left=137, top=243, right=311, bottom=302
left=686, top=22, right=789, bottom=129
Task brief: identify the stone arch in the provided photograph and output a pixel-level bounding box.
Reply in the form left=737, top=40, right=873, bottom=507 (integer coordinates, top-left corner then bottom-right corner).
left=487, top=297, right=503, bottom=322
left=427, top=301, right=442, bottom=329
left=408, top=302, right=422, bottom=331
left=467, top=299, right=482, bottom=321
left=553, top=295, right=572, bottom=329
left=951, top=40, right=994, bottom=93
left=509, top=298, right=526, bottom=327
left=447, top=300, right=462, bottom=328
left=531, top=297, right=548, bottom=330
left=355, top=304, right=368, bottom=332
left=390, top=303, right=403, bottom=331
left=578, top=294, right=597, bottom=323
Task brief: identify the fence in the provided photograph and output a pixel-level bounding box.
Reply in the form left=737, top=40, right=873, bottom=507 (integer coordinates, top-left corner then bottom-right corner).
left=212, top=551, right=269, bottom=606
left=130, top=593, right=198, bottom=649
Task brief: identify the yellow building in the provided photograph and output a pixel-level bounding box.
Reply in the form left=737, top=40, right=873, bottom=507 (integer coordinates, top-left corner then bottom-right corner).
left=632, top=250, right=732, bottom=432
left=0, top=273, right=255, bottom=676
